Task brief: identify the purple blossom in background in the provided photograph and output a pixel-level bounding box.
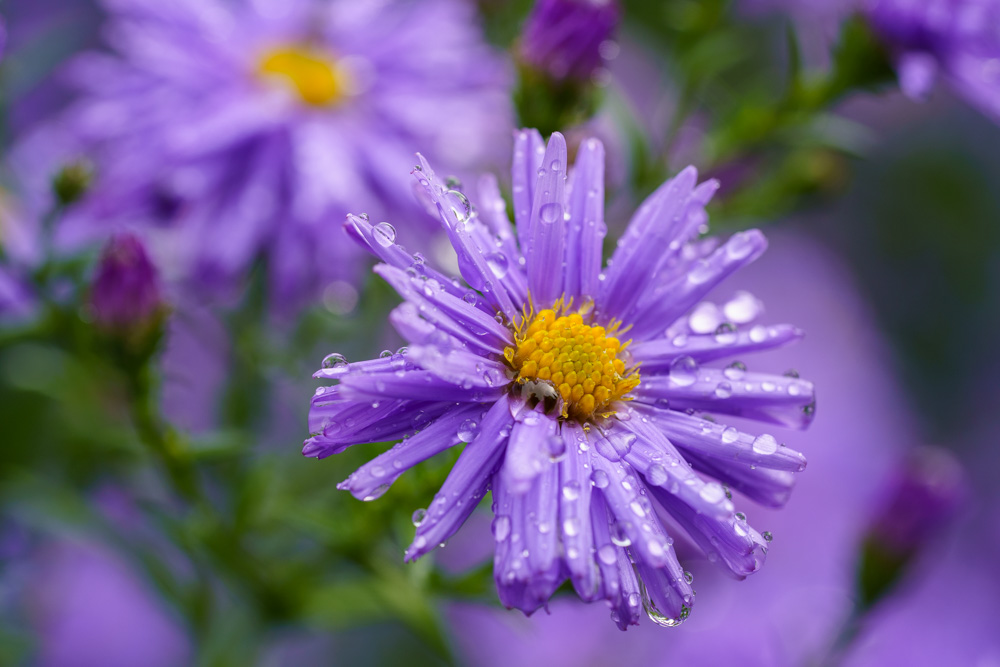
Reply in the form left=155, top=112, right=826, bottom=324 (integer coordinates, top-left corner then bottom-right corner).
left=90, top=231, right=164, bottom=337
left=866, top=446, right=964, bottom=556
left=27, top=540, right=190, bottom=667
left=306, top=129, right=815, bottom=628
left=866, top=0, right=1000, bottom=120
left=518, top=0, right=620, bottom=81
left=17, top=0, right=512, bottom=311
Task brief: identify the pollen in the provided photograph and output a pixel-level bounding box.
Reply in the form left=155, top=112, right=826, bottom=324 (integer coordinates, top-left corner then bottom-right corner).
left=505, top=304, right=640, bottom=422
left=257, top=45, right=347, bottom=107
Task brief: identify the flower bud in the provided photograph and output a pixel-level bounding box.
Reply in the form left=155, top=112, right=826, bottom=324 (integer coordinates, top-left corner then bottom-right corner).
left=51, top=160, right=94, bottom=207
left=856, top=446, right=964, bottom=608
left=90, top=233, right=164, bottom=341
left=517, top=0, right=620, bottom=82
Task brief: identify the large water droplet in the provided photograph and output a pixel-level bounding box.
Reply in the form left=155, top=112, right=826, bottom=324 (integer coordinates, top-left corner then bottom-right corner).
left=688, top=302, right=721, bottom=334
left=322, top=352, right=349, bottom=369
left=539, top=202, right=563, bottom=224
left=723, top=291, right=762, bottom=324
left=669, top=356, right=699, bottom=387
left=752, top=434, right=778, bottom=455
left=563, top=518, right=580, bottom=537
left=412, top=508, right=427, bottom=526
left=610, top=521, right=632, bottom=547
left=373, top=222, right=396, bottom=247
left=597, top=544, right=617, bottom=565
left=699, top=482, right=726, bottom=504
left=486, top=252, right=509, bottom=278
left=492, top=515, right=511, bottom=541
left=562, top=481, right=581, bottom=501
left=591, top=469, right=610, bottom=489
left=724, top=361, right=746, bottom=381
left=721, top=426, right=739, bottom=444
left=458, top=419, right=479, bottom=443
left=647, top=464, right=668, bottom=486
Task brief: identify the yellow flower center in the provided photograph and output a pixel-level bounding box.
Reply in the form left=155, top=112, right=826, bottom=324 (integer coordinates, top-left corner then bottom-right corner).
left=505, top=305, right=640, bottom=422
left=257, top=45, right=346, bottom=107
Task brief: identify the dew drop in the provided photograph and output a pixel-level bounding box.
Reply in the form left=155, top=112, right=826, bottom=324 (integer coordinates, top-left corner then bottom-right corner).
left=485, top=252, right=509, bottom=278
left=562, top=481, right=581, bottom=501
left=492, top=515, right=511, bottom=541
left=539, top=202, right=562, bottom=224
left=647, top=464, right=668, bottom=486
left=322, top=352, right=349, bottom=369
left=373, top=222, right=396, bottom=247
left=458, top=419, right=479, bottom=443
left=591, top=469, right=610, bottom=489
left=412, top=508, right=427, bottom=526
left=723, top=361, right=746, bottom=381
left=721, top=426, right=739, bottom=444
left=597, top=544, right=617, bottom=565
left=669, top=356, right=699, bottom=387
left=752, top=434, right=778, bottom=455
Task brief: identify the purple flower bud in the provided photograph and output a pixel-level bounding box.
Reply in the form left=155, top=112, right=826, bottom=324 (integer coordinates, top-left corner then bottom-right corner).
left=90, top=233, right=164, bottom=338
left=857, top=446, right=965, bottom=608
left=518, top=0, right=620, bottom=81
left=869, top=446, right=965, bottom=556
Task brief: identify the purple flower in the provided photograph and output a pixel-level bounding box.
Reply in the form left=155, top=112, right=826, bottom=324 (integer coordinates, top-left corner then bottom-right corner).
left=22, top=0, right=511, bottom=310
left=866, top=446, right=964, bottom=556
left=306, top=129, right=815, bottom=628
left=89, top=232, right=164, bottom=338
left=518, top=0, right=620, bottom=81
left=866, top=0, right=1000, bottom=120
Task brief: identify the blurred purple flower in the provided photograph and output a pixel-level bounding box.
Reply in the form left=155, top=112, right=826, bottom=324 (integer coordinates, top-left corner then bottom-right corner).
left=89, top=231, right=164, bottom=337
left=18, top=0, right=512, bottom=311
left=518, top=0, right=620, bottom=81
left=866, top=445, right=964, bottom=556
left=306, top=129, right=814, bottom=628
left=28, top=540, right=190, bottom=667
left=866, top=0, right=1000, bottom=120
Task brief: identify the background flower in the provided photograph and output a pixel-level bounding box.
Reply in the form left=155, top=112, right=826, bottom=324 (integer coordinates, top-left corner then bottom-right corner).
left=12, top=0, right=513, bottom=311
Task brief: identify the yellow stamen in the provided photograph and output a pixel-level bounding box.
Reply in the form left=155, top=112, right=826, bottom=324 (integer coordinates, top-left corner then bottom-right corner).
left=257, top=45, right=346, bottom=107
left=505, top=300, right=640, bottom=422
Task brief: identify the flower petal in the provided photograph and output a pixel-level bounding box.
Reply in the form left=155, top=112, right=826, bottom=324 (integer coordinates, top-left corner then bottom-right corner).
left=558, top=423, right=600, bottom=601
left=563, top=136, right=606, bottom=302
left=337, top=403, right=487, bottom=501
left=634, top=368, right=816, bottom=430
left=405, top=397, right=514, bottom=561
left=627, top=230, right=768, bottom=341
left=511, top=128, right=545, bottom=251
left=629, top=323, right=804, bottom=370
left=526, top=132, right=568, bottom=308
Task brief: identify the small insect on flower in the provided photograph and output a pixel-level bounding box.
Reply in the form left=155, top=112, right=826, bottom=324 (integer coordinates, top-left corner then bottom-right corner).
left=305, top=129, right=815, bottom=628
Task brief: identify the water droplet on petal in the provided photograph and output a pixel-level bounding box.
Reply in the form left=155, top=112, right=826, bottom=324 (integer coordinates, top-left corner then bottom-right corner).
left=669, top=356, right=699, bottom=387
left=752, top=434, right=778, bottom=455
left=591, top=469, right=610, bottom=489
left=721, top=426, right=739, bottom=444
left=373, top=222, right=396, bottom=247
left=412, top=508, right=427, bottom=526
left=647, top=464, right=668, bottom=486
left=492, top=515, right=511, bottom=541
left=539, top=202, right=562, bottom=224
left=486, top=252, right=509, bottom=278
left=597, top=544, right=617, bottom=565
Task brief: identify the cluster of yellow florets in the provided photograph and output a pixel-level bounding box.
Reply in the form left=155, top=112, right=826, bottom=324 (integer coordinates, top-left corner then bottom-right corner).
left=505, top=304, right=640, bottom=422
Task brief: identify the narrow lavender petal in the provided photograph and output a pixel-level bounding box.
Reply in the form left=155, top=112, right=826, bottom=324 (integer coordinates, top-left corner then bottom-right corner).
left=558, top=423, right=599, bottom=601
left=590, top=450, right=673, bottom=569
left=338, top=403, right=487, bottom=501
left=526, top=132, right=568, bottom=308
left=405, top=398, right=514, bottom=561
left=589, top=492, right=642, bottom=630
left=635, top=406, right=807, bottom=472
left=493, top=476, right=541, bottom=614
left=477, top=173, right=528, bottom=304
left=627, top=230, right=768, bottom=341
left=467, top=220, right=529, bottom=312
left=649, top=485, right=767, bottom=579
left=339, top=369, right=505, bottom=403
left=685, top=451, right=797, bottom=508
left=522, top=462, right=563, bottom=605
left=630, top=323, right=804, bottom=370
left=635, top=368, right=816, bottom=430
left=414, top=154, right=518, bottom=320
left=405, top=345, right=510, bottom=393
left=563, top=137, right=606, bottom=302
left=611, top=414, right=735, bottom=521
left=502, top=408, right=558, bottom=495
left=511, top=128, right=545, bottom=251
left=308, top=389, right=430, bottom=440
left=376, top=264, right=508, bottom=356
left=305, top=398, right=445, bottom=458
left=344, top=214, right=476, bottom=306
left=388, top=302, right=464, bottom=351
left=313, top=354, right=414, bottom=380
left=597, top=167, right=698, bottom=320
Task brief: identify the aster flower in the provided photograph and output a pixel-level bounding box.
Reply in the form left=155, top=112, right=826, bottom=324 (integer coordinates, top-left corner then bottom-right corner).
left=865, top=0, right=1000, bottom=120
left=306, top=129, right=814, bottom=628
left=20, top=0, right=511, bottom=309
left=518, top=0, right=620, bottom=82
